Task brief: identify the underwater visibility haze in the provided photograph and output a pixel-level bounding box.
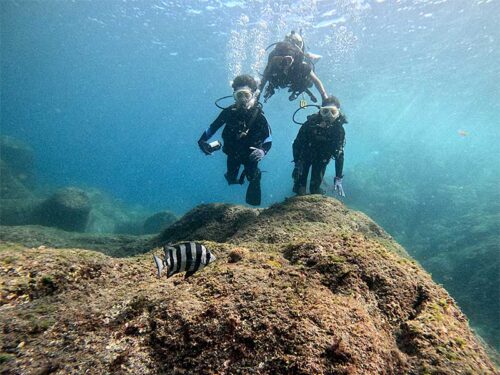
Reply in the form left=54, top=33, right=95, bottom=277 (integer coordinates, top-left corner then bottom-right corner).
left=1, top=0, right=499, bottom=359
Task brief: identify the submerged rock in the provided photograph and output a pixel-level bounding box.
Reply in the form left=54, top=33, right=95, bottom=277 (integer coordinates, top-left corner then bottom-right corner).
left=0, top=198, right=40, bottom=226
left=33, top=187, right=91, bottom=232
left=0, top=196, right=496, bottom=374
left=0, top=135, right=36, bottom=193
left=0, top=225, right=153, bottom=257
left=345, top=157, right=500, bottom=351
left=142, top=211, right=178, bottom=234
left=157, top=203, right=260, bottom=244
left=0, top=160, right=33, bottom=200
left=0, top=136, right=37, bottom=226
left=77, top=188, right=151, bottom=235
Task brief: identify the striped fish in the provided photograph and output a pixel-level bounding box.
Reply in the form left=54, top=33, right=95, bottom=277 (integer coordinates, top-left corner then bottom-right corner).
left=153, top=242, right=216, bottom=279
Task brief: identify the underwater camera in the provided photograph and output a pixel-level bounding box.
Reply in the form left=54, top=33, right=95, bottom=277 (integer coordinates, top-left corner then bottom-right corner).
left=207, top=140, right=222, bottom=152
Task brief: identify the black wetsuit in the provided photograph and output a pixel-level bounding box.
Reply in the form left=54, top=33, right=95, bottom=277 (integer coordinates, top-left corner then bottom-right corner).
left=261, top=41, right=314, bottom=101
left=199, top=104, right=272, bottom=205
left=292, top=113, right=346, bottom=194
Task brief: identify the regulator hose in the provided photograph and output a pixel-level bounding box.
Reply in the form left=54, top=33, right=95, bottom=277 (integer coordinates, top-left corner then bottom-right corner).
left=292, top=104, right=320, bottom=125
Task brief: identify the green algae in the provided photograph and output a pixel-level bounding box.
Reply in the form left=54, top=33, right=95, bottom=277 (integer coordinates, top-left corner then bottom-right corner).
left=0, top=353, right=15, bottom=364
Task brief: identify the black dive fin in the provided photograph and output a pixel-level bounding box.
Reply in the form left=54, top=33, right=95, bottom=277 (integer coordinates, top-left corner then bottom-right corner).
left=246, top=180, right=261, bottom=206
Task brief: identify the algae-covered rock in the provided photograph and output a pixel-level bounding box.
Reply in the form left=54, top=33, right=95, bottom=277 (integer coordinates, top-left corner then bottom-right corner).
left=156, top=203, right=260, bottom=244
left=0, top=196, right=496, bottom=374
left=0, top=135, right=36, bottom=193
left=84, top=188, right=151, bottom=235
left=156, top=195, right=408, bottom=259
left=33, top=187, right=91, bottom=232
left=142, top=211, right=178, bottom=234
left=0, top=160, right=33, bottom=200
left=0, top=225, right=153, bottom=257
left=0, top=136, right=37, bottom=225
left=345, top=154, right=500, bottom=351
left=0, top=198, right=40, bottom=226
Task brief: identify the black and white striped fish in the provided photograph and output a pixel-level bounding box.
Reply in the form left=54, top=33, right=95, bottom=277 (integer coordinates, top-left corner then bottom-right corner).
left=153, top=242, right=216, bottom=279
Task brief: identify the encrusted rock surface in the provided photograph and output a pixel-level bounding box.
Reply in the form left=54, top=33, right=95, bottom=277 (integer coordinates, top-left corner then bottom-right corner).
left=143, top=211, right=178, bottom=235
left=0, top=136, right=35, bottom=195
left=0, top=196, right=496, bottom=374
left=33, top=187, right=91, bottom=232
left=0, top=225, right=152, bottom=257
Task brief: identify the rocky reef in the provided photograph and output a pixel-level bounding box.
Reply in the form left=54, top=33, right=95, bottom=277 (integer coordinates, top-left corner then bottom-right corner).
left=0, top=136, right=35, bottom=198
left=343, top=151, right=500, bottom=352
left=0, top=136, right=38, bottom=227
left=33, top=187, right=92, bottom=232
left=0, top=196, right=496, bottom=374
left=0, top=225, right=152, bottom=258
left=143, top=211, right=179, bottom=235
left=0, top=135, right=177, bottom=235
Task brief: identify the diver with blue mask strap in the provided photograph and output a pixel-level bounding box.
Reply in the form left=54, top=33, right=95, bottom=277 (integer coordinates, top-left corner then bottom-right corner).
left=197, top=75, right=272, bottom=206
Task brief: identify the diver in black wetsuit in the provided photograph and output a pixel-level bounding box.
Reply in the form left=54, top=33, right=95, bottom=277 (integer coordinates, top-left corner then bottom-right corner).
left=198, top=75, right=272, bottom=206
left=259, top=31, right=328, bottom=104
left=292, top=96, right=346, bottom=197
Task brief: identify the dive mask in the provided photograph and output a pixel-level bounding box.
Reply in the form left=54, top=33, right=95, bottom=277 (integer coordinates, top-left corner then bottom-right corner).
left=320, top=106, right=340, bottom=122
left=233, top=87, right=255, bottom=109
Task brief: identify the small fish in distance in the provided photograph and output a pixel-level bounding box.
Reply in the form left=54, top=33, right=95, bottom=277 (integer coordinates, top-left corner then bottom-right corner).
left=153, top=242, right=216, bottom=279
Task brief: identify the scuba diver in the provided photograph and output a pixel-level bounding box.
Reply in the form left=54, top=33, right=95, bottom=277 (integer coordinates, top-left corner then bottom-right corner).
left=198, top=75, right=272, bottom=206
left=292, top=96, right=346, bottom=197
left=259, top=30, right=328, bottom=104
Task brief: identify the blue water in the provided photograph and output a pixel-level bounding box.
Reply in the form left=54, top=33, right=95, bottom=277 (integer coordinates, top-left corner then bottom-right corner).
left=2, top=0, right=498, bottom=213
left=1, top=0, right=499, bottom=350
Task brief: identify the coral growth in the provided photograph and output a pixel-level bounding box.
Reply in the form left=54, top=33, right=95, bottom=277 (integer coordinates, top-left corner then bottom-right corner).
left=344, top=151, right=500, bottom=351
left=0, top=196, right=496, bottom=374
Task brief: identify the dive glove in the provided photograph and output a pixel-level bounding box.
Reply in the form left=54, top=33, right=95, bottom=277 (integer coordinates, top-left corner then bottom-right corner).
left=334, top=176, right=346, bottom=197
left=249, top=147, right=265, bottom=162
left=198, top=140, right=212, bottom=156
